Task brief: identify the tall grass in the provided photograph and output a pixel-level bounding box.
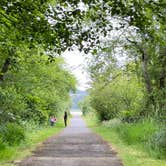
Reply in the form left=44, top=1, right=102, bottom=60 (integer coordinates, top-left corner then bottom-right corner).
left=84, top=114, right=166, bottom=166
left=102, top=118, right=165, bottom=159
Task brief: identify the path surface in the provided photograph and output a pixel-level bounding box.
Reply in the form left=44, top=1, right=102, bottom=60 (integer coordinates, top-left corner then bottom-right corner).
left=19, top=114, right=123, bottom=166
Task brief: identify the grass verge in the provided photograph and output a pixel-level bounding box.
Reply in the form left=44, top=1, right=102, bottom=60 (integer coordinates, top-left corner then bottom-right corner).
left=0, top=121, right=64, bottom=166
left=84, top=115, right=166, bottom=166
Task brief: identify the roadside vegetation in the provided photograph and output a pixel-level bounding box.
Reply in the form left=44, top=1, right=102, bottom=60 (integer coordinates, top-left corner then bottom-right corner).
left=0, top=120, right=64, bottom=166
left=81, top=51, right=166, bottom=164
left=79, top=2, right=165, bottom=162
left=0, top=54, right=75, bottom=164
left=1, top=1, right=79, bottom=163
left=84, top=113, right=166, bottom=166
left=79, top=2, right=165, bottom=164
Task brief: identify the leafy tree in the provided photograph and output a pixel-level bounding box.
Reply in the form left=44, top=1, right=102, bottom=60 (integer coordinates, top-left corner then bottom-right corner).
left=0, top=51, right=76, bottom=124
left=89, top=67, right=144, bottom=121
left=0, top=0, right=165, bottom=142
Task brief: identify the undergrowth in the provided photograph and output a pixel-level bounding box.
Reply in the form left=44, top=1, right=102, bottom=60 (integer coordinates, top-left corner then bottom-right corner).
left=0, top=120, right=64, bottom=166
left=102, top=118, right=165, bottom=159
left=84, top=114, right=166, bottom=166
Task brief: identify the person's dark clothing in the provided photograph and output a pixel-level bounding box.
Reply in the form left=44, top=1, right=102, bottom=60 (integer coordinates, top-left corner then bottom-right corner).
left=64, top=112, right=68, bottom=127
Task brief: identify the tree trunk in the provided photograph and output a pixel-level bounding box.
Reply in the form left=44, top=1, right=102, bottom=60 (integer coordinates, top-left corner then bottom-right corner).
left=159, top=46, right=166, bottom=89
left=159, top=75, right=165, bottom=89
left=158, top=46, right=166, bottom=115
left=126, top=39, right=153, bottom=94
left=141, top=49, right=153, bottom=94
left=0, top=57, right=11, bottom=82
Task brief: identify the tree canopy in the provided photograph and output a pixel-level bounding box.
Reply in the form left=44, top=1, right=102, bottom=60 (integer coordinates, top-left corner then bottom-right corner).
left=0, top=0, right=165, bottom=129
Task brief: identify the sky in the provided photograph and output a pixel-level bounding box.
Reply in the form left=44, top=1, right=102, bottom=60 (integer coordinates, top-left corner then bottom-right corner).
left=62, top=50, right=90, bottom=91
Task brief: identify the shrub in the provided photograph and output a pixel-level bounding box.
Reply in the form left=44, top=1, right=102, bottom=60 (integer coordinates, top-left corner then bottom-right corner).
left=89, top=75, right=144, bottom=121
left=0, top=137, right=6, bottom=150
left=102, top=118, right=165, bottom=158
left=117, top=120, right=158, bottom=145
left=1, top=123, right=25, bottom=145
left=0, top=87, right=26, bottom=124
left=102, top=118, right=122, bottom=129
left=103, top=119, right=159, bottom=145
left=148, top=129, right=166, bottom=159
left=19, top=120, right=40, bottom=131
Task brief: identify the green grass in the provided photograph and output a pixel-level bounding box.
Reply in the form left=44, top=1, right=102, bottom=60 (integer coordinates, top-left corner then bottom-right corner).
left=0, top=121, right=64, bottom=166
left=84, top=115, right=166, bottom=166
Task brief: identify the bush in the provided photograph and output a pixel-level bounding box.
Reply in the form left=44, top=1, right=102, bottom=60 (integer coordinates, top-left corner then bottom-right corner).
left=19, top=120, right=41, bottom=131
left=102, top=118, right=122, bottom=129
left=89, top=75, right=144, bottom=121
left=148, top=129, right=166, bottom=159
left=1, top=123, right=25, bottom=145
left=0, top=86, right=26, bottom=124
left=102, top=118, right=165, bottom=158
left=0, top=137, right=6, bottom=150
left=117, top=120, right=158, bottom=145
left=102, top=119, right=159, bottom=145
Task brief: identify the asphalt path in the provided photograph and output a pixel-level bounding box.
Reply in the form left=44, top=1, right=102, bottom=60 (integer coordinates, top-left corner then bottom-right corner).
left=19, top=114, right=123, bottom=166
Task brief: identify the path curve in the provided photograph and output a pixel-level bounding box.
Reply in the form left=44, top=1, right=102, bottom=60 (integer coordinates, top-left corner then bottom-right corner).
left=19, top=114, right=123, bottom=166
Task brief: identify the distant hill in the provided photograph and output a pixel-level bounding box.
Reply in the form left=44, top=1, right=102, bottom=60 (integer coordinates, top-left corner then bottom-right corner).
left=70, top=90, right=87, bottom=110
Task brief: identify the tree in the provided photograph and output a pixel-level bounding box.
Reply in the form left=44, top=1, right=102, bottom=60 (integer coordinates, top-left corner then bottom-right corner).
left=0, top=50, right=76, bottom=124
left=0, top=0, right=165, bottom=122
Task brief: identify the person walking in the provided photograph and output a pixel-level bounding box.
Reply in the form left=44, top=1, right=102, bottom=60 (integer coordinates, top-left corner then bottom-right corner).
left=64, top=111, right=68, bottom=127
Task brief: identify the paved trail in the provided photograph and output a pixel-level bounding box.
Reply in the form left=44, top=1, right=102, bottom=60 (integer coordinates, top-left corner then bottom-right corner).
left=19, top=114, right=123, bottom=166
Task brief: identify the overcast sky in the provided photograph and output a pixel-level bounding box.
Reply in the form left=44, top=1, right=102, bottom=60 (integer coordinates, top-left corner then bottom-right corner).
left=63, top=50, right=90, bottom=91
